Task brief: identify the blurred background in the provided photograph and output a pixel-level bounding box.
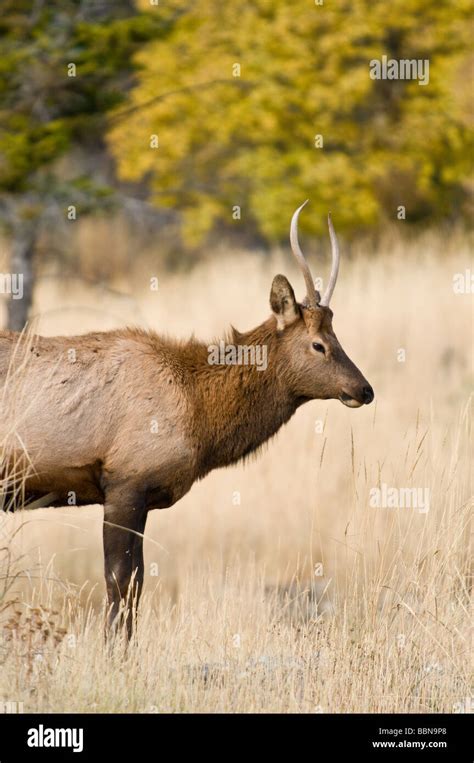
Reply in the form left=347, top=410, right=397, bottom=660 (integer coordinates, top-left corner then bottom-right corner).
left=0, top=0, right=472, bottom=329
left=0, top=0, right=472, bottom=712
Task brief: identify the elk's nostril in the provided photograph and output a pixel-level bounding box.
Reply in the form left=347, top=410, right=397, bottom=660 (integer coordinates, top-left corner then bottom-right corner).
left=363, top=385, right=374, bottom=404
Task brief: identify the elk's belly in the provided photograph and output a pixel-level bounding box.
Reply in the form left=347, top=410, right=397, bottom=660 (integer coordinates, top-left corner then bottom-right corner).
left=8, top=461, right=105, bottom=509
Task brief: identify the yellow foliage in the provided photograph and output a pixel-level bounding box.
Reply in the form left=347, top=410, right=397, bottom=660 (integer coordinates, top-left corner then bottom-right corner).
left=109, top=0, right=472, bottom=240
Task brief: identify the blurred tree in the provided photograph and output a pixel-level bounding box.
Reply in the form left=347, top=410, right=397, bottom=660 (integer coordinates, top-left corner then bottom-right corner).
left=0, top=0, right=169, bottom=329
left=108, top=0, right=473, bottom=245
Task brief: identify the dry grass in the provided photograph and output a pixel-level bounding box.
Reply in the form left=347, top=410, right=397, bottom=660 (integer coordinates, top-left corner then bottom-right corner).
left=0, top=227, right=472, bottom=713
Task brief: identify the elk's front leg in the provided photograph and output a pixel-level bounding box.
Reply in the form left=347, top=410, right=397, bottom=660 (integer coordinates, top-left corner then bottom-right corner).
left=103, top=488, right=147, bottom=639
left=130, top=514, right=147, bottom=604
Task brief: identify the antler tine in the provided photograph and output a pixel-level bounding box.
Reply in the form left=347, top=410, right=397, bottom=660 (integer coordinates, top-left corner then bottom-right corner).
left=290, top=200, right=318, bottom=310
left=320, top=212, right=340, bottom=307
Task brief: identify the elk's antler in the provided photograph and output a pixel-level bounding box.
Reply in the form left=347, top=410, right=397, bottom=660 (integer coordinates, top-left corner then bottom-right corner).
left=320, top=212, right=339, bottom=307
left=290, top=203, right=340, bottom=308
left=290, top=200, right=318, bottom=309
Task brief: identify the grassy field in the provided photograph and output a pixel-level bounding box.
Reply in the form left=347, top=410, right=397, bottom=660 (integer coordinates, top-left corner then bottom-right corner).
left=0, top=227, right=472, bottom=713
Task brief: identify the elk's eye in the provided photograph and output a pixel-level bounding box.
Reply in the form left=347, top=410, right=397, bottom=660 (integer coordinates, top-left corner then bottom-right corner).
left=312, top=342, right=325, bottom=354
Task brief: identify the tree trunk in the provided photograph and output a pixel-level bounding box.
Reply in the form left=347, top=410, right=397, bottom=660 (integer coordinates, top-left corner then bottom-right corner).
left=6, top=224, right=36, bottom=332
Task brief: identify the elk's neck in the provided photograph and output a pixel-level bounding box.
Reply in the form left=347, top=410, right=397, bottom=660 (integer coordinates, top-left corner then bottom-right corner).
left=186, top=319, right=298, bottom=478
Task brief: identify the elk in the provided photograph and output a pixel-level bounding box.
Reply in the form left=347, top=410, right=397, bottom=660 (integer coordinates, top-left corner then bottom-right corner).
left=0, top=202, right=373, bottom=637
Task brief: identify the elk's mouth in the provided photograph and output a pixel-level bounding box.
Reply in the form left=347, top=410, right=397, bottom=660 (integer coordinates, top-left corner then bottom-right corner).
left=339, top=393, right=363, bottom=408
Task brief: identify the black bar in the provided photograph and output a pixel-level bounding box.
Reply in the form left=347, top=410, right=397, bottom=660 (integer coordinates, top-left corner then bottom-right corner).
left=0, top=713, right=470, bottom=760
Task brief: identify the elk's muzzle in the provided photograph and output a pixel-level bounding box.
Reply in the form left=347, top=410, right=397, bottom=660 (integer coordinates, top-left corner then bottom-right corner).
left=339, top=384, right=374, bottom=408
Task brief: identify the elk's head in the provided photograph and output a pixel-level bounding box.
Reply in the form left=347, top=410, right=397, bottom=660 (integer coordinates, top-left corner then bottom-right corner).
left=270, top=201, right=374, bottom=408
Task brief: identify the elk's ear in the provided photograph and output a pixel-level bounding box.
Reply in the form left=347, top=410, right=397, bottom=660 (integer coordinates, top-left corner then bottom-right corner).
left=270, top=274, right=299, bottom=329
